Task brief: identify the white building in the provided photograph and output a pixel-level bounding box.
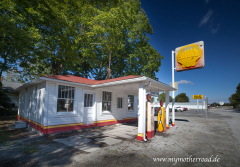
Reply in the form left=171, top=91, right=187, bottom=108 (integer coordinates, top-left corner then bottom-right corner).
left=16, top=75, right=176, bottom=137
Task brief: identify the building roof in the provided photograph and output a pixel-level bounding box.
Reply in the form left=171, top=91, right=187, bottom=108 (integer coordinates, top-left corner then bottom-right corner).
left=16, top=75, right=177, bottom=92
left=2, top=82, right=23, bottom=92
left=44, top=75, right=142, bottom=85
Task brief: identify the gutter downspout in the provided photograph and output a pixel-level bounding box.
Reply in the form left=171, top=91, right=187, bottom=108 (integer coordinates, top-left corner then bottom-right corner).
left=143, top=81, right=151, bottom=142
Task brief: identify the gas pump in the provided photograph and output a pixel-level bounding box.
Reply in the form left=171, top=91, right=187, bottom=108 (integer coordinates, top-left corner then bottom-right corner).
left=146, top=101, right=155, bottom=138
left=158, top=100, right=166, bottom=132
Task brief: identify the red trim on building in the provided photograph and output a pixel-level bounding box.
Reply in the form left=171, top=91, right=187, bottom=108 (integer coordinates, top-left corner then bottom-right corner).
left=137, top=136, right=143, bottom=141
left=44, top=75, right=141, bottom=85
left=18, top=115, right=138, bottom=135
left=147, top=130, right=155, bottom=138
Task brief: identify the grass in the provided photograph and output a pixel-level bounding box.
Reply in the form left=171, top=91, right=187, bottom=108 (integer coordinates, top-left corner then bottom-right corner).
left=0, top=115, right=19, bottom=145
left=21, top=146, right=39, bottom=154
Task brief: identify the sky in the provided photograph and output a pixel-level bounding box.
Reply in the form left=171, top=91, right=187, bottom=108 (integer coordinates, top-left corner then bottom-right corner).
left=140, top=0, right=240, bottom=103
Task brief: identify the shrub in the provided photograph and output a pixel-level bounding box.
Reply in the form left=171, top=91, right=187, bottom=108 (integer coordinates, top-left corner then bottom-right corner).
left=0, top=91, right=13, bottom=116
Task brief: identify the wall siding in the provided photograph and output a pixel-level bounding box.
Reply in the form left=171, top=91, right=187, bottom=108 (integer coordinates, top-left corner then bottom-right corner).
left=19, top=81, right=138, bottom=134
left=18, top=82, right=46, bottom=128
left=46, top=82, right=84, bottom=126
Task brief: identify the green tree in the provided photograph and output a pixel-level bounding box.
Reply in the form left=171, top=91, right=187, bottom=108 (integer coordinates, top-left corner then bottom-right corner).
left=62, top=0, right=163, bottom=80
left=150, top=97, right=154, bottom=103
left=2, top=0, right=163, bottom=82
left=0, top=91, right=12, bottom=116
left=157, top=92, right=172, bottom=102
left=229, top=83, right=240, bottom=106
left=0, top=0, right=41, bottom=89
left=175, top=93, right=189, bottom=102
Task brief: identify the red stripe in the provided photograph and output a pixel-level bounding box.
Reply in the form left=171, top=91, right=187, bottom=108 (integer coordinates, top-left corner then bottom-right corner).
left=147, top=130, right=155, bottom=138
left=137, top=136, right=143, bottom=141
left=18, top=116, right=138, bottom=135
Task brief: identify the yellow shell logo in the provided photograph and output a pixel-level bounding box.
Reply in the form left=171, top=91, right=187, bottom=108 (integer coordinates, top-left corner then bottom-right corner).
left=176, top=44, right=202, bottom=68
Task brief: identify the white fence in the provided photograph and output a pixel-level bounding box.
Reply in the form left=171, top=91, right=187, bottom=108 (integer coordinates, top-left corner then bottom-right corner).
left=154, top=102, right=206, bottom=110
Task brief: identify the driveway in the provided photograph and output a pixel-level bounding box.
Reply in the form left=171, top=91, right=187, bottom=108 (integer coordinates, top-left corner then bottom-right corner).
left=0, top=108, right=240, bottom=167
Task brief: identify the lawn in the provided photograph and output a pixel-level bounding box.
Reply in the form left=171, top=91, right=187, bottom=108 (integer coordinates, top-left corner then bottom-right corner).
left=0, top=115, right=26, bottom=145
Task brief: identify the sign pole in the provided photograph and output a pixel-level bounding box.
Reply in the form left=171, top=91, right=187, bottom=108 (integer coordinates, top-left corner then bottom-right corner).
left=197, top=99, right=199, bottom=112
left=172, top=50, right=175, bottom=127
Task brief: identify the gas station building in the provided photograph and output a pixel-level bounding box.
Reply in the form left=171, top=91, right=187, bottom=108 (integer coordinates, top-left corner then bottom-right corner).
left=16, top=75, right=176, bottom=139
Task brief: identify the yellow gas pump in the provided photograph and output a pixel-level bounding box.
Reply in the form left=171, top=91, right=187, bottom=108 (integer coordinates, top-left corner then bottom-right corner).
left=158, top=107, right=166, bottom=132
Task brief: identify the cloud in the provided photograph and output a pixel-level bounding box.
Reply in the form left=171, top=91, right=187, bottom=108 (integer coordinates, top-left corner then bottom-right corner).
left=211, top=24, right=220, bottom=34
left=205, top=0, right=210, bottom=4
left=199, top=10, right=213, bottom=26
left=177, top=80, right=194, bottom=85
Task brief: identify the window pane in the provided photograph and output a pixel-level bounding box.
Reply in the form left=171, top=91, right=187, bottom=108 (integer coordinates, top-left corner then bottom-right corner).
left=129, top=95, right=134, bottom=102
left=62, top=86, right=65, bottom=98
left=58, top=85, right=62, bottom=98
left=71, top=87, right=75, bottom=99
left=84, top=94, right=87, bottom=107
left=65, top=86, right=69, bottom=98
left=68, top=100, right=74, bottom=112
left=57, top=99, right=67, bottom=112
left=107, top=102, right=111, bottom=111
left=120, top=98, right=122, bottom=108
left=69, top=87, right=72, bottom=99
left=102, top=102, right=107, bottom=111
left=90, top=94, right=93, bottom=107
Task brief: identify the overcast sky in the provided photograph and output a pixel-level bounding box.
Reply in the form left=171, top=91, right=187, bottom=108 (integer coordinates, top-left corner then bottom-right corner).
left=140, top=0, right=240, bottom=103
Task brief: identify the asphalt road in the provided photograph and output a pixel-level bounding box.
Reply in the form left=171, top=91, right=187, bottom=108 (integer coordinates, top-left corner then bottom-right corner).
left=1, top=108, right=240, bottom=167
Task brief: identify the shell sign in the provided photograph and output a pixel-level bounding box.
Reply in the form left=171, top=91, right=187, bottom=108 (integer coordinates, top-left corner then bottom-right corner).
left=175, top=41, right=205, bottom=72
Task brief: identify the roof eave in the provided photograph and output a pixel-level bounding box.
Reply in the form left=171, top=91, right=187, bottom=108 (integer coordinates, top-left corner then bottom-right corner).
left=39, top=77, right=93, bottom=88
left=92, top=77, right=146, bottom=88
left=144, top=76, right=177, bottom=91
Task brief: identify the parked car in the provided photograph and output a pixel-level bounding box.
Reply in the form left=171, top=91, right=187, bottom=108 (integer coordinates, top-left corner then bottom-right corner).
left=169, top=108, right=177, bottom=112
left=175, top=106, right=183, bottom=112
left=182, top=107, right=188, bottom=111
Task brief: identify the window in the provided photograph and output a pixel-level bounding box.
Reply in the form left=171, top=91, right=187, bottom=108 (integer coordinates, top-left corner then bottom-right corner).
left=102, top=91, right=111, bottom=112
left=117, top=97, right=123, bottom=108
left=57, top=85, right=75, bottom=112
left=128, top=95, right=134, bottom=111
left=84, top=94, right=93, bottom=107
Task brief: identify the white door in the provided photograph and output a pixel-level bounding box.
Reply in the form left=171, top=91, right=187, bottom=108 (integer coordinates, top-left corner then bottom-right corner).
left=117, top=97, right=124, bottom=120
left=84, top=93, right=94, bottom=125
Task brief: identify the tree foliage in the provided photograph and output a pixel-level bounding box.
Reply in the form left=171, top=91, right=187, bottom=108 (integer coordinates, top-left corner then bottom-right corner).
left=150, top=97, right=154, bottom=103
left=1, top=0, right=163, bottom=82
left=175, top=93, right=189, bottom=102
left=157, top=92, right=172, bottom=102
left=0, top=0, right=41, bottom=88
left=0, top=91, right=12, bottom=116
left=228, top=83, right=240, bottom=106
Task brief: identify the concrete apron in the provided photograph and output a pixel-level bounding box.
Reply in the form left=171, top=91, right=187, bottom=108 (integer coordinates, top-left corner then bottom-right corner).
left=53, top=123, right=138, bottom=153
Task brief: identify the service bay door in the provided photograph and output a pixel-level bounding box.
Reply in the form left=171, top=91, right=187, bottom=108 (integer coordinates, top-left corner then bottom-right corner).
left=84, top=93, right=94, bottom=125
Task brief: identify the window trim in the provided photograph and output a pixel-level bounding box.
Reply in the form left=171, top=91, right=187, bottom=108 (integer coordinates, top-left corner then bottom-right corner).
left=128, top=95, right=134, bottom=112
left=117, top=97, right=123, bottom=109
left=54, top=83, right=77, bottom=117
left=102, top=91, right=112, bottom=114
